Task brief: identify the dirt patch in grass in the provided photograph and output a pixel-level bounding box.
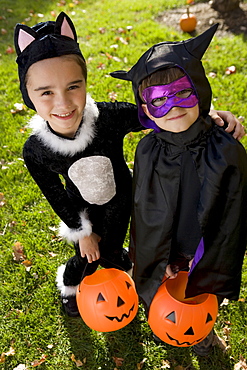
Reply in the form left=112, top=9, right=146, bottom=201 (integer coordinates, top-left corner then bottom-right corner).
left=157, top=2, right=247, bottom=37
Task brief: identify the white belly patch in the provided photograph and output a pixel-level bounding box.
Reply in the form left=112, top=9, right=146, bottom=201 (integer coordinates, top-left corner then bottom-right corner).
left=68, top=156, right=116, bottom=205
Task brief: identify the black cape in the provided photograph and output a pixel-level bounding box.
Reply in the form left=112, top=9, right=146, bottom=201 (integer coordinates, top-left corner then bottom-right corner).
left=130, top=117, right=247, bottom=312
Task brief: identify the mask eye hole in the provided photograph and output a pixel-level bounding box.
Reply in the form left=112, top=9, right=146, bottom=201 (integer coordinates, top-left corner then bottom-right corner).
left=97, top=292, right=106, bottom=303
left=126, top=281, right=131, bottom=289
left=165, top=311, right=176, bottom=323
left=152, top=96, right=167, bottom=107
left=175, top=88, right=193, bottom=99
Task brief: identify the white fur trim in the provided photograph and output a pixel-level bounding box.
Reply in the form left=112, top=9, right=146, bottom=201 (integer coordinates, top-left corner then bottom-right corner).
left=58, top=210, right=92, bottom=243
left=56, top=264, right=78, bottom=296
left=28, top=94, right=99, bottom=156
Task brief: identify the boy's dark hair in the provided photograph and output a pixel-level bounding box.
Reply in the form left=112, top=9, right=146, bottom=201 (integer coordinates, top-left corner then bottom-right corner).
left=138, top=67, right=185, bottom=103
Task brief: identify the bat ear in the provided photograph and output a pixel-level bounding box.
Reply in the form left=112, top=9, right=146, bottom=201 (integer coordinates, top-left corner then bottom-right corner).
left=14, top=24, right=36, bottom=55
left=55, top=12, right=77, bottom=41
left=110, top=70, right=133, bottom=81
left=184, top=23, right=219, bottom=60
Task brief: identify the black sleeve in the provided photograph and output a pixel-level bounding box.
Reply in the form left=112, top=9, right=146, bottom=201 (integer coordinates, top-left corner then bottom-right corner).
left=23, top=137, right=92, bottom=241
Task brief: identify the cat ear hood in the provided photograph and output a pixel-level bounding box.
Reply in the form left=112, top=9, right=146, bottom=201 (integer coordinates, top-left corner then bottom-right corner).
left=111, top=24, right=218, bottom=130
left=14, top=12, right=85, bottom=110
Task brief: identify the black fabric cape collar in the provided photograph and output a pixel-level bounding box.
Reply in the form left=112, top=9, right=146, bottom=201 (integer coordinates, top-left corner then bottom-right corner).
left=155, top=116, right=213, bottom=148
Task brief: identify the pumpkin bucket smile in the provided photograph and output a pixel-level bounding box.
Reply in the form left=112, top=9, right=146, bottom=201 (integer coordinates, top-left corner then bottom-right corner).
left=76, top=268, right=138, bottom=332
left=148, top=271, right=218, bottom=347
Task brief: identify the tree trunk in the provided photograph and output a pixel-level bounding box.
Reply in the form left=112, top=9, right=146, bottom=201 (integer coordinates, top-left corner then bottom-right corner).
left=210, top=0, right=240, bottom=13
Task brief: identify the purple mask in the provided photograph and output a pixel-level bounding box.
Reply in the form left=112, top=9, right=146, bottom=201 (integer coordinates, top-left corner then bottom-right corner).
left=142, top=75, right=199, bottom=118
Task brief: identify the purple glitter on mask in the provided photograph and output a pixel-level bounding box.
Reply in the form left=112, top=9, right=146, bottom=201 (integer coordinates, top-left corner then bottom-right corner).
left=142, top=75, right=198, bottom=118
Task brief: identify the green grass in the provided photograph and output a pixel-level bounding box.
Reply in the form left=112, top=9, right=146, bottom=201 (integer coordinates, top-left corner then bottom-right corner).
left=0, top=0, right=247, bottom=369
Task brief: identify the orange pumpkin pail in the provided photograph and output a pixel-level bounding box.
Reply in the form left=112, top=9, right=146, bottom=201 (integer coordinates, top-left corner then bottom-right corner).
left=76, top=268, right=138, bottom=332
left=148, top=271, right=218, bottom=347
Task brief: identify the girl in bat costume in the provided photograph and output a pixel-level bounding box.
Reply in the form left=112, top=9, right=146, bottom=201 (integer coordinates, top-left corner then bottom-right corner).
left=111, top=25, right=247, bottom=354
left=14, top=13, right=243, bottom=318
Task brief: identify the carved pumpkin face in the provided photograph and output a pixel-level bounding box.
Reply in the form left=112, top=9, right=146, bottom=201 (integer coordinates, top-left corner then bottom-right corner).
left=76, top=268, right=138, bottom=332
left=148, top=272, right=218, bottom=347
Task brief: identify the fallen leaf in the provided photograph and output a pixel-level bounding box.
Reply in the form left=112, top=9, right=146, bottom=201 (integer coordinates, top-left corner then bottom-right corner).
left=119, top=37, right=128, bottom=45
left=161, top=359, right=171, bottom=368
left=137, top=358, right=147, bottom=369
left=11, top=103, right=26, bottom=114
left=31, top=354, right=48, bottom=367
left=0, top=354, right=5, bottom=364
left=105, top=52, right=113, bottom=59
left=97, top=63, right=106, bottom=70
left=220, top=298, right=229, bottom=306
left=113, top=357, right=124, bottom=367
left=234, top=355, right=247, bottom=370
left=109, top=92, right=117, bottom=101
left=22, top=259, right=33, bottom=271
left=223, top=326, right=231, bottom=338
left=1, top=28, right=7, bottom=34
left=112, top=56, right=121, bottom=62
left=99, top=27, right=106, bottom=34
left=48, top=252, right=58, bottom=257
left=4, top=347, right=15, bottom=356
left=6, top=46, right=14, bottom=54
left=238, top=298, right=245, bottom=302
left=213, top=333, right=228, bottom=352
left=71, top=354, right=83, bottom=367
left=12, top=242, right=26, bottom=262
left=13, top=365, right=28, bottom=370
left=225, top=65, right=236, bottom=75
left=0, top=346, right=15, bottom=363
left=208, top=72, right=217, bottom=78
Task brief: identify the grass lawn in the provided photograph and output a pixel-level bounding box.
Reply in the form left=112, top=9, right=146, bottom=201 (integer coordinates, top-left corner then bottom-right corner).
left=0, top=0, right=247, bottom=369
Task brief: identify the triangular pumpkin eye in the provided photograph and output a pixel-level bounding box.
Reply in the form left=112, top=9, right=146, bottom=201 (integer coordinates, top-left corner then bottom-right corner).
left=184, top=327, right=194, bottom=335
left=97, top=293, right=106, bottom=303
left=165, top=311, right=176, bottom=323
left=206, top=313, right=213, bottom=323
left=117, top=297, right=125, bottom=307
left=126, top=281, right=131, bottom=289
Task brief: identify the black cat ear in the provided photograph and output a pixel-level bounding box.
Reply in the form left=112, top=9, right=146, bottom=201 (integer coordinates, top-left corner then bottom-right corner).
left=184, top=23, right=219, bottom=60
left=14, top=24, right=37, bottom=55
left=54, top=11, right=77, bottom=41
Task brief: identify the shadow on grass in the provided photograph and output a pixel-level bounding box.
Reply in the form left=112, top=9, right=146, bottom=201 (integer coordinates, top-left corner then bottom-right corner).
left=196, top=346, right=234, bottom=370
left=63, top=313, right=145, bottom=370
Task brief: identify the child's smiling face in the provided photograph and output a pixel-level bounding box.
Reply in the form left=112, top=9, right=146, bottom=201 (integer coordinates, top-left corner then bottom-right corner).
left=142, top=103, right=199, bottom=133
left=141, top=75, right=199, bottom=133
left=26, top=56, right=86, bottom=137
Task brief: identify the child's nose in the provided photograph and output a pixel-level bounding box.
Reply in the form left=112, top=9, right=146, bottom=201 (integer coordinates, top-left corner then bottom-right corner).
left=56, top=93, right=71, bottom=108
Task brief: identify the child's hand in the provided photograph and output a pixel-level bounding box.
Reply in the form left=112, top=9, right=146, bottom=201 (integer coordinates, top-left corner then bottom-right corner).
left=209, top=109, right=245, bottom=140
left=165, top=264, right=178, bottom=279
left=79, top=233, right=101, bottom=263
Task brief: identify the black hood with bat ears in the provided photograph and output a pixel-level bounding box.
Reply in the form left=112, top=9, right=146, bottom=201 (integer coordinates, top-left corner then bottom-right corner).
left=111, top=24, right=218, bottom=129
